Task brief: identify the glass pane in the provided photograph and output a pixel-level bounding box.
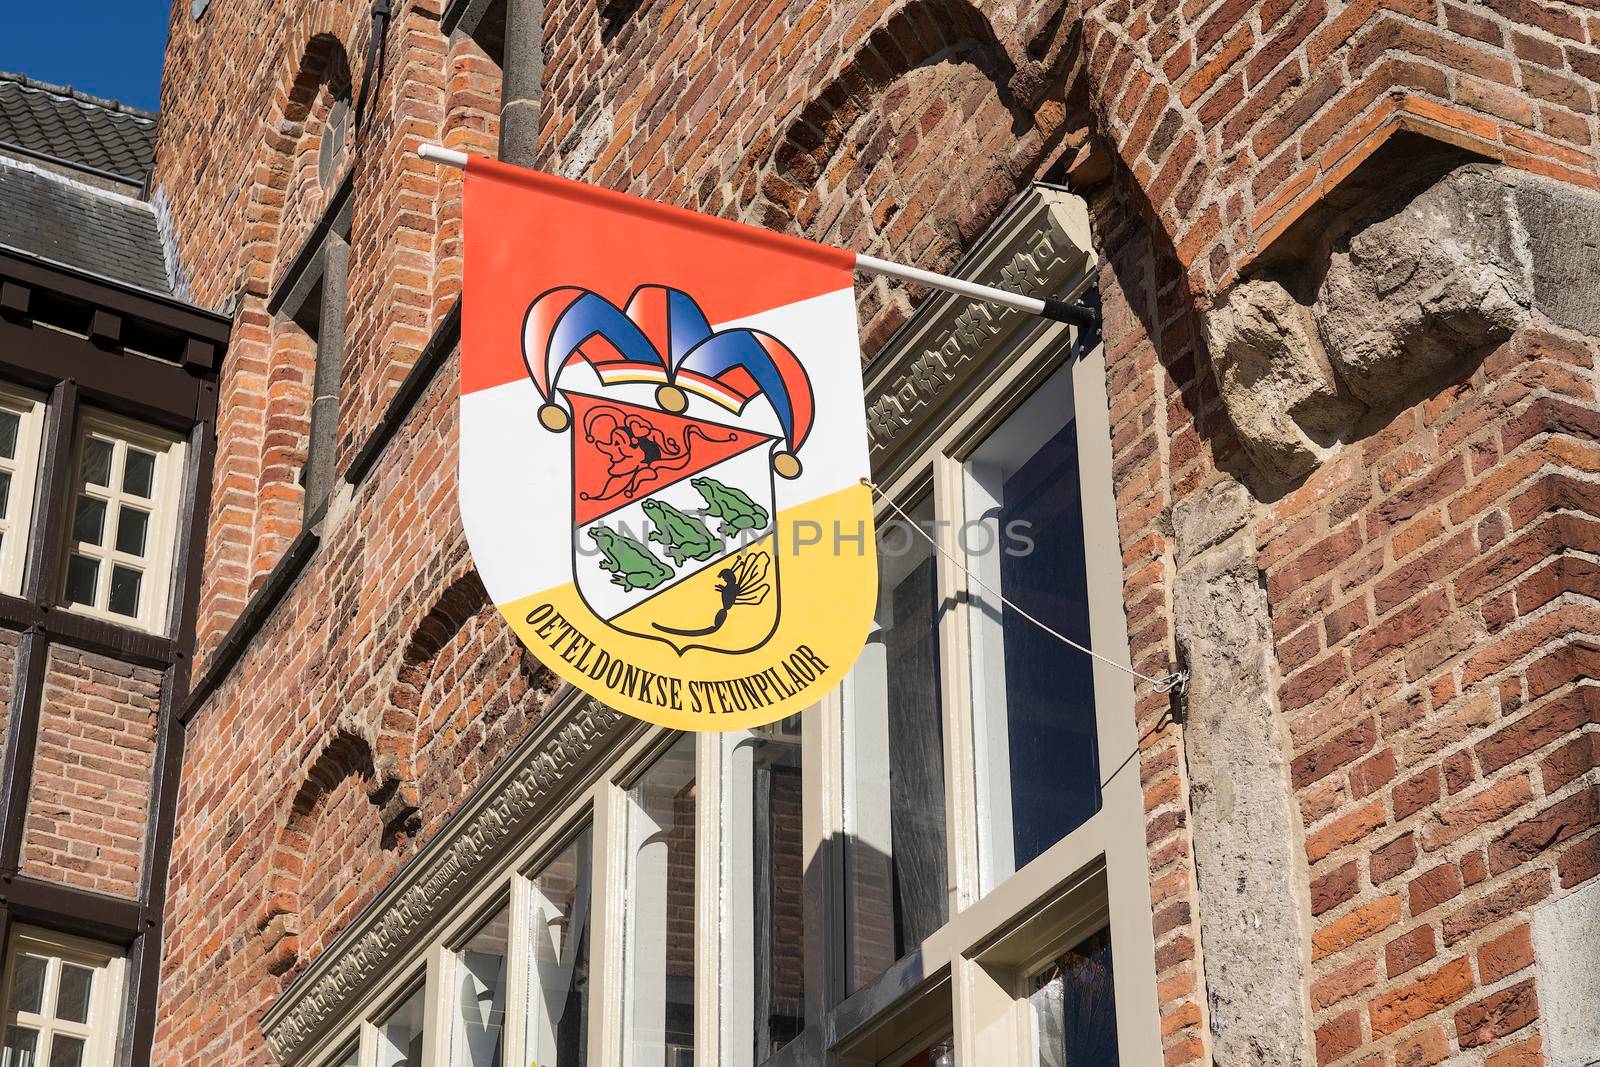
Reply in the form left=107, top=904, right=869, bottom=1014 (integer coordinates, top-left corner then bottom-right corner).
left=45, top=1036, right=83, bottom=1067
left=2, top=1025, right=39, bottom=1067
left=339, top=1048, right=360, bottom=1067
left=966, top=365, right=1100, bottom=892
left=55, top=964, right=92, bottom=1024
left=527, top=827, right=592, bottom=1067
left=375, top=985, right=425, bottom=1067
left=7, top=955, right=46, bottom=1013
left=72, top=497, right=106, bottom=547
left=81, top=439, right=113, bottom=488
left=452, top=908, right=508, bottom=1067
left=623, top=736, right=696, bottom=1067
left=844, top=496, right=948, bottom=993
left=64, top=555, right=98, bottom=607
left=1030, top=927, right=1118, bottom=1067
left=122, top=448, right=155, bottom=498
left=722, top=716, right=805, bottom=1063
left=0, top=411, right=19, bottom=460
left=108, top=566, right=142, bottom=617
left=115, top=507, right=149, bottom=557
left=0, top=470, right=11, bottom=519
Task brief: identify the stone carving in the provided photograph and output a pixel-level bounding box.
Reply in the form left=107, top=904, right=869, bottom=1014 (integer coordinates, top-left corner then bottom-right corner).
left=262, top=698, right=624, bottom=1062
left=1317, top=166, right=1533, bottom=406
left=1208, top=163, right=1600, bottom=483
left=865, top=191, right=1095, bottom=456
left=1205, top=276, right=1361, bottom=482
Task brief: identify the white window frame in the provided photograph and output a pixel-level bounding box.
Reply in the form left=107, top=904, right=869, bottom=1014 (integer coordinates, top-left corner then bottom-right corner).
left=0, top=382, right=48, bottom=596
left=0, top=924, right=128, bottom=1067
left=59, top=409, right=187, bottom=634
left=819, top=332, right=1162, bottom=1064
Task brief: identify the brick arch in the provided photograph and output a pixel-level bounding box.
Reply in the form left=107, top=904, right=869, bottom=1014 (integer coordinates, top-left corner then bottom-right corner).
left=745, top=0, right=1083, bottom=351
left=372, top=571, right=493, bottom=821
left=257, top=726, right=404, bottom=976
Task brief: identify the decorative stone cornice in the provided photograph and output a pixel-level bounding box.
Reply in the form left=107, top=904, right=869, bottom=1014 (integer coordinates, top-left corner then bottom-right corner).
left=260, top=694, right=629, bottom=1062
left=863, top=184, right=1098, bottom=469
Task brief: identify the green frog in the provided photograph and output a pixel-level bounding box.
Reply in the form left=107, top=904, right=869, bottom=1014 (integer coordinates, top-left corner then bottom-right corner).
left=691, top=476, right=769, bottom=536
left=589, top=525, right=674, bottom=591
left=642, top=498, right=722, bottom=565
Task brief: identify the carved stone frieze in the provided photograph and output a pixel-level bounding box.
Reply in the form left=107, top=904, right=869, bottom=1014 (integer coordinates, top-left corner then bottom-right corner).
left=261, top=697, right=626, bottom=1062
left=863, top=185, right=1098, bottom=464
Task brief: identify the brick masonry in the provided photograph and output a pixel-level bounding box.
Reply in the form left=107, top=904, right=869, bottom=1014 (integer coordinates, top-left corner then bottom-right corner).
left=19, top=646, right=162, bottom=898
left=145, top=0, right=1600, bottom=1063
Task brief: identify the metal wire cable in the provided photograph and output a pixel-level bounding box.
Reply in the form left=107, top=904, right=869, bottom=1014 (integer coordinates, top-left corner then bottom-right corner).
left=862, top=478, right=1188, bottom=694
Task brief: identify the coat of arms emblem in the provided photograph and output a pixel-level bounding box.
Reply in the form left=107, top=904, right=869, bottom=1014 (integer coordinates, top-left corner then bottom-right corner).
left=528, top=285, right=800, bottom=657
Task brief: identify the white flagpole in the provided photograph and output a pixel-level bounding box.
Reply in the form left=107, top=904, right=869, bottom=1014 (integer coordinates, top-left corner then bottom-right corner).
left=415, top=143, right=1096, bottom=328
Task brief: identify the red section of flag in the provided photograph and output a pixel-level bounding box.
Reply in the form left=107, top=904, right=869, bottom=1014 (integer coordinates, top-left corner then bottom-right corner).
left=568, top=391, right=772, bottom=526
left=462, top=155, right=855, bottom=395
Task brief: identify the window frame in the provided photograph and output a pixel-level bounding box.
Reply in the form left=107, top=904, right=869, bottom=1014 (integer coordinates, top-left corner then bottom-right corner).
left=812, top=326, right=1162, bottom=1063
left=0, top=924, right=129, bottom=1067
left=58, top=408, right=187, bottom=634
left=0, top=381, right=47, bottom=596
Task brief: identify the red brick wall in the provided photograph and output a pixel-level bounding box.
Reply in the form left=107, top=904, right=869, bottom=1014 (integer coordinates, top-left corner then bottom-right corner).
left=1081, top=0, right=1600, bottom=296
left=1108, top=203, right=1600, bottom=1062
left=19, top=647, right=162, bottom=898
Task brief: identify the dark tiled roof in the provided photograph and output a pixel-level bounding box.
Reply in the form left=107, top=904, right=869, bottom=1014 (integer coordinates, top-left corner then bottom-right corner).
left=0, top=72, right=157, bottom=184
left=0, top=159, right=172, bottom=295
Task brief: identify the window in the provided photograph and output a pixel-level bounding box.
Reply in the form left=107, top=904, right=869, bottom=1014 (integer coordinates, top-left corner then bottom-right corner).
left=1028, top=927, right=1117, bottom=1067
left=721, top=715, right=805, bottom=1064
left=60, top=412, right=185, bottom=632
left=0, top=384, right=46, bottom=595
left=622, top=736, right=696, bottom=1067
left=374, top=985, right=425, bottom=1067
left=963, top=364, right=1101, bottom=890
left=844, top=496, right=949, bottom=991
left=271, top=193, right=350, bottom=522
left=451, top=908, right=508, bottom=1067
left=525, top=827, right=591, bottom=1067
left=1, top=927, right=126, bottom=1067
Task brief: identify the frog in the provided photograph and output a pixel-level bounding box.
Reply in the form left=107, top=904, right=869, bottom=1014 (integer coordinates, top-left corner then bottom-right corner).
left=641, top=498, right=722, bottom=565
left=589, top=525, right=674, bottom=591
left=691, top=476, right=770, bottom=536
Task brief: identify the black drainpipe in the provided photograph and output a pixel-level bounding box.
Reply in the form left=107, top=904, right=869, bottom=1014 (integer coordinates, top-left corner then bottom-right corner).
left=355, top=0, right=393, bottom=131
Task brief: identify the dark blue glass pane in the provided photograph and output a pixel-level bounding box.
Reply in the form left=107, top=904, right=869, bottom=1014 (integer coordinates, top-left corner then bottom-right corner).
left=997, top=417, right=1100, bottom=871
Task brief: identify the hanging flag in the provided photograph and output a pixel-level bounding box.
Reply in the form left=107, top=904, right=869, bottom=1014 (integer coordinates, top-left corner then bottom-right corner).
left=458, top=155, right=877, bottom=731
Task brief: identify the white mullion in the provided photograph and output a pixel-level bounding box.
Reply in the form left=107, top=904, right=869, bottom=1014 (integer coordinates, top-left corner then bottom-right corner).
left=932, top=451, right=982, bottom=919
left=800, top=697, right=834, bottom=1022
left=358, top=1018, right=378, bottom=1067
left=588, top=773, right=625, bottom=1067
left=504, top=873, right=532, bottom=1067
left=422, top=946, right=445, bottom=1067
left=694, top=731, right=722, bottom=1067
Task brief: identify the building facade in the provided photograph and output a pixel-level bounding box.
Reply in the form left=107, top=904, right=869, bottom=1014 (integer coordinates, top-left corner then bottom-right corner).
left=0, top=73, right=229, bottom=1067
left=133, top=0, right=1600, bottom=1063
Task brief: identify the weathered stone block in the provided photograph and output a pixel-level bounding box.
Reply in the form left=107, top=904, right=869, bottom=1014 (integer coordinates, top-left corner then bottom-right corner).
left=1173, top=533, right=1314, bottom=1065
left=1317, top=165, right=1532, bottom=406
left=1205, top=275, right=1361, bottom=482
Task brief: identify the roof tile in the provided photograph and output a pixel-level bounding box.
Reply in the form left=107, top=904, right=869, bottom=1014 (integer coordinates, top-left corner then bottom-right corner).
left=0, top=72, right=156, bottom=184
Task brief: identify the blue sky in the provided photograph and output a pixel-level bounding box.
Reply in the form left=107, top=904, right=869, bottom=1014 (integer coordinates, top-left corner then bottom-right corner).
left=1, top=5, right=171, bottom=111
